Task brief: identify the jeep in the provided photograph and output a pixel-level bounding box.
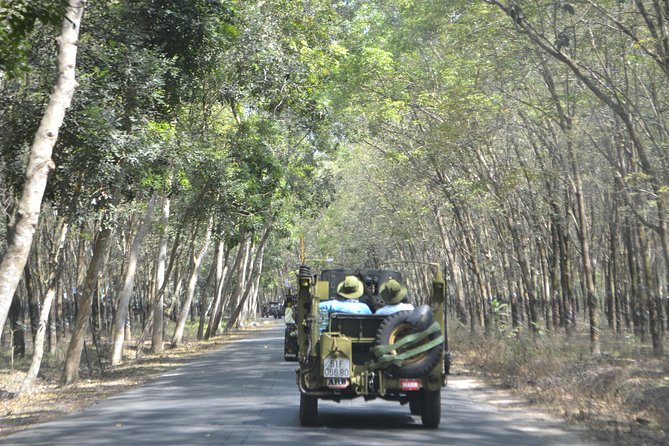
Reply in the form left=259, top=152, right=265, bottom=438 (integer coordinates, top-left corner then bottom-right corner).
left=294, top=265, right=448, bottom=428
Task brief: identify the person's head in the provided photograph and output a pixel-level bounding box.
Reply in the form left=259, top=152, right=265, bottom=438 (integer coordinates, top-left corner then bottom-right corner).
left=336, top=275, right=364, bottom=300
left=379, top=279, right=407, bottom=305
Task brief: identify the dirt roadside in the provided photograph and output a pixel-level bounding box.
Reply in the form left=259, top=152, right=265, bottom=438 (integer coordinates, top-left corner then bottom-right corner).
left=454, top=331, right=669, bottom=446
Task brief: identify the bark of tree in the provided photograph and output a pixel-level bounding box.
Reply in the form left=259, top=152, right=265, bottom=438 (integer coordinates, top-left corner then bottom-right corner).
left=110, top=194, right=157, bottom=365
left=8, top=293, right=25, bottom=358
left=223, top=238, right=252, bottom=329
left=224, top=222, right=272, bottom=333
left=207, top=241, right=245, bottom=339
left=196, top=241, right=221, bottom=340
left=24, top=262, right=40, bottom=342
left=639, top=226, right=664, bottom=356
left=203, top=242, right=229, bottom=340
left=62, top=225, right=113, bottom=384
left=171, top=219, right=213, bottom=347
left=17, top=219, right=69, bottom=396
left=0, top=1, right=85, bottom=343
left=151, top=195, right=170, bottom=354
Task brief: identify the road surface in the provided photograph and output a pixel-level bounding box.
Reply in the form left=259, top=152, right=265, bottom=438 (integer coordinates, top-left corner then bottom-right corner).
left=3, top=322, right=598, bottom=446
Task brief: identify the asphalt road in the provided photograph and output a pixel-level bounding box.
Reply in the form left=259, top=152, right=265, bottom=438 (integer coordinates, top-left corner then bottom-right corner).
left=3, top=322, right=599, bottom=446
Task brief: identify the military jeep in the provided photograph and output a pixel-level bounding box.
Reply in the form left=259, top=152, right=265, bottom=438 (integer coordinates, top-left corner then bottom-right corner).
left=294, top=265, right=448, bottom=428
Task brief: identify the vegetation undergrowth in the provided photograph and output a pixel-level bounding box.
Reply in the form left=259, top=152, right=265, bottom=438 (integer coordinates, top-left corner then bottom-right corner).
left=451, top=320, right=668, bottom=445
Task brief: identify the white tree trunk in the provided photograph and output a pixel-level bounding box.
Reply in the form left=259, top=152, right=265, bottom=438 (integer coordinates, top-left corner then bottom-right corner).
left=171, top=219, right=213, bottom=347
left=0, top=0, right=85, bottom=343
left=110, top=194, right=157, bottom=365
left=224, top=223, right=272, bottom=332
left=17, top=219, right=69, bottom=396
left=151, top=195, right=170, bottom=353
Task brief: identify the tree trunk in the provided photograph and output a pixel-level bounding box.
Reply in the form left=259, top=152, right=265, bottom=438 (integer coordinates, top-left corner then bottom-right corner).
left=62, top=225, right=112, bottom=384
left=17, top=219, right=68, bottom=396
left=639, top=226, right=664, bottom=356
left=8, top=293, right=25, bottom=358
left=110, top=194, right=157, bottom=365
left=204, top=243, right=229, bottom=340
left=171, top=219, right=213, bottom=347
left=151, top=195, right=170, bottom=354
left=24, top=261, right=40, bottom=342
left=507, top=213, right=538, bottom=336
left=207, top=241, right=245, bottom=339
left=0, top=1, right=85, bottom=342
left=197, top=242, right=220, bottom=340
left=224, top=238, right=252, bottom=328
left=224, top=223, right=272, bottom=333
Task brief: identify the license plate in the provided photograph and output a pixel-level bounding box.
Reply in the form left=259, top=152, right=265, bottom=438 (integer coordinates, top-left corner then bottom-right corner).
left=323, top=356, right=350, bottom=378
left=400, top=379, right=422, bottom=391
left=327, top=378, right=349, bottom=389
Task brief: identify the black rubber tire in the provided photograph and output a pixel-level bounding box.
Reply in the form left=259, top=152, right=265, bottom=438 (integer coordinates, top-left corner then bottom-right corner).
left=409, top=398, right=422, bottom=415
left=299, top=393, right=318, bottom=426
left=375, top=311, right=443, bottom=378
left=420, top=390, right=441, bottom=428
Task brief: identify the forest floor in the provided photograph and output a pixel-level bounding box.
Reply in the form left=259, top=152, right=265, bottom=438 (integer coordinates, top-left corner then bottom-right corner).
left=452, top=322, right=669, bottom=446
left=0, top=319, right=667, bottom=445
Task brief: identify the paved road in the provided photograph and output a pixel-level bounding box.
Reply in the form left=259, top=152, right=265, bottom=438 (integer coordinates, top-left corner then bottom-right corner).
left=3, top=323, right=598, bottom=446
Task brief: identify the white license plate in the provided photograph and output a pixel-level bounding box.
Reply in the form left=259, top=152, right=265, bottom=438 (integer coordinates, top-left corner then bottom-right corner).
left=323, top=356, right=350, bottom=378
left=327, top=378, right=349, bottom=389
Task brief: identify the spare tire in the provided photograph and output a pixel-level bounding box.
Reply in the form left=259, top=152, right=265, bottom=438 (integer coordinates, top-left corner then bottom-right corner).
left=375, top=308, right=443, bottom=378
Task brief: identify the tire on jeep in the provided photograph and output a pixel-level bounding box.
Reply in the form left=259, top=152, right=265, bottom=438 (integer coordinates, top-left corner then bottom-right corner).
left=299, top=393, right=318, bottom=426
left=375, top=309, right=443, bottom=378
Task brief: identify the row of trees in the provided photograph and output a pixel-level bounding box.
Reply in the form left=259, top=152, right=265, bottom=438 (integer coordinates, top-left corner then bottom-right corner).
left=0, top=0, right=344, bottom=394
left=302, top=0, right=668, bottom=357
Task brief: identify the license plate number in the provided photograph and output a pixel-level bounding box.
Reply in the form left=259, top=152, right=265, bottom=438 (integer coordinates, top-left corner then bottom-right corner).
left=323, top=356, right=350, bottom=378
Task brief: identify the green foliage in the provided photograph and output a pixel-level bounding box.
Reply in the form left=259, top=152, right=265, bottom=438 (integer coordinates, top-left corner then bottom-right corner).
left=0, top=0, right=67, bottom=75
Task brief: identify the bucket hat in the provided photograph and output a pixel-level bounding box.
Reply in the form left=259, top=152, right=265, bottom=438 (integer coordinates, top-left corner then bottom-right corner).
left=379, top=279, right=407, bottom=305
left=336, top=275, right=364, bottom=299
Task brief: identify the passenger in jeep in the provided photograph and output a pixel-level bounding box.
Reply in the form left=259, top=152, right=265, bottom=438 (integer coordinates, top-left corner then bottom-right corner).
left=375, top=279, right=415, bottom=315
left=318, top=275, right=372, bottom=316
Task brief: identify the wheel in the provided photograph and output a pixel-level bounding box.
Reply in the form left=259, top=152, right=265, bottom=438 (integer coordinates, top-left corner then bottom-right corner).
left=420, top=390, right=441, bottom=428
left=409, top=398, right=422, bottom=415
left=375, top=311, right=443, bottom=378
left=299, top=393, right=318, bottom=426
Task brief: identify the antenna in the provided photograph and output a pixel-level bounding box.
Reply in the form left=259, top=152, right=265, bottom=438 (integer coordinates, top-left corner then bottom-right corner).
left=299, top=235, right=305, bottom=264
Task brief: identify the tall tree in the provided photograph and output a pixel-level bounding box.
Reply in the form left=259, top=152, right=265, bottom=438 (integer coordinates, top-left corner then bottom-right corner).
left=0, top=0, right=85, bottom=343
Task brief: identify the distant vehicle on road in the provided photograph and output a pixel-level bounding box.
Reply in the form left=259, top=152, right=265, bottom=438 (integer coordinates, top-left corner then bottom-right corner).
left=264, top=301, right=284, bottom=319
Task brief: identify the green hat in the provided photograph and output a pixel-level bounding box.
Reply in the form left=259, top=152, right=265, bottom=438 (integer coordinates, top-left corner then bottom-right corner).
left=336, top=275, right=364, bottom=299
left=379, top=279, right=407, bottom=305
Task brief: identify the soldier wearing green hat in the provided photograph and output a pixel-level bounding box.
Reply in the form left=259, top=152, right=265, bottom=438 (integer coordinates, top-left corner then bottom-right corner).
left=375, top=279, right=415, bottom=315
left=318, top=275, right=373, bottom=316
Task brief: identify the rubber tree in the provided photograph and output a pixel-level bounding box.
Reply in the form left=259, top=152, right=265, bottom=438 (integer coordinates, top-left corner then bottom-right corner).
left=110, top=193, right=157, bottom=365
left=0, top=0, right=85, bottom=343
left=487, top=0, right=666, bottom=355
left=171, top=218, right=213, bottom=347
left=16, top=218, right=68, bottom=396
